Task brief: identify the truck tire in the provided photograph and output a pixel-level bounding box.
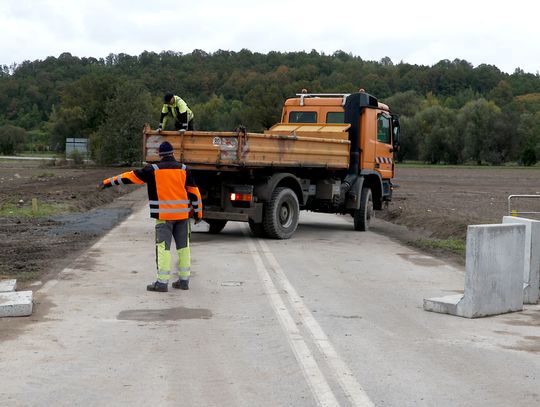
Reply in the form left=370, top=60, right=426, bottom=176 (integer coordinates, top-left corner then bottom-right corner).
left=248, top=219, right=266, bottom=237
left=264, top=187, right=299, bottom=239
left=207, top=219, right=228, bottom=234
left=353, top=187, right=373, bottom=231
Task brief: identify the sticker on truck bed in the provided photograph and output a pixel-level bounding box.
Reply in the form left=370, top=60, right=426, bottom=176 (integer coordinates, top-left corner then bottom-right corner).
left=219, top=137, right=238, bottom=160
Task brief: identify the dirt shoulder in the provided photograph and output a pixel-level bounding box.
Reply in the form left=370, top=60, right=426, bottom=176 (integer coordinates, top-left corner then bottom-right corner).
left=378, top=165, right=540, bottom=264
left=0, top=159, right=144, bottom=285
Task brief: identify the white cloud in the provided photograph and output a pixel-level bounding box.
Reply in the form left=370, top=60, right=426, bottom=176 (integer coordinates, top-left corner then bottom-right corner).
left=1, top=0, right=539, bottom=74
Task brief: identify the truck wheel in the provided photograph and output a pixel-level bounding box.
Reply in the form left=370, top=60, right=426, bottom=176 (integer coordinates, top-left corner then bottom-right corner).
left=248, top=219, right=266, bottom=237
left=207, top=219, right=228, bottom=234
left=264, top=187, right=299, bottom=239
left=353, top=187, right=373, bottom=231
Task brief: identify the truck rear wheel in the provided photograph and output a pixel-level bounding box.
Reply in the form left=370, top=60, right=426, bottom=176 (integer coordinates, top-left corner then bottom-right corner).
left=353, top=187, right=373, bottom=231
left=248, top=219, right=266, bottom=237
left=207, top=219, right=228, bottom=234
left=264, top=187, right=299, bottom=239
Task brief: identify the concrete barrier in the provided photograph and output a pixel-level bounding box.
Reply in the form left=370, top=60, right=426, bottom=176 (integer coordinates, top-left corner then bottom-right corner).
left=0, top=291, right=33, bottom=317
left=424, top=223, right=525, bottom=318
left=502, top=216, right=540, bottom=304
left=0, top=279, right=17, bottom=292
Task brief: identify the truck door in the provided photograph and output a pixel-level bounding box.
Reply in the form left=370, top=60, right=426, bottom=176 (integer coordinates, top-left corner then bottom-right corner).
left=375, top=112, right=393, bottom=179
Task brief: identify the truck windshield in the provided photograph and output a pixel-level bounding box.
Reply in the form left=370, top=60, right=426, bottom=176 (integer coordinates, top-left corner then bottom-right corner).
left=289, top=111, right=317, bottom=123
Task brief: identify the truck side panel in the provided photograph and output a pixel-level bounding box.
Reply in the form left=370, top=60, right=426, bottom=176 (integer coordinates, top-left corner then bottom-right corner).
left=143, top=124, right=350, bottom=170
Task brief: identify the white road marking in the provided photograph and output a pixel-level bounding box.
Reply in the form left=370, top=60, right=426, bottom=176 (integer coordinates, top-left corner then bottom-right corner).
left=245, top=233, right=340, bottom=407
left=257, top=238, right=375, bottom=407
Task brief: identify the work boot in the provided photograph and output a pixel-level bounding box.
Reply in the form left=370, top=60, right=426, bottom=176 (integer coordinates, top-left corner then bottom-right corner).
left=146, top=281, right=168, bottom=292
left=172, top=279, right=189, bottom=290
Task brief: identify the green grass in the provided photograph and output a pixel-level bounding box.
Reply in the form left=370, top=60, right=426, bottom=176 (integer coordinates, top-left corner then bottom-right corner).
left=413, top=237, right=466, bottom=256
left=35, top=172, right=55, bottom=179
left=0, top=202, right=75, bottom=217
left=1, top=270, right=41, bottom=283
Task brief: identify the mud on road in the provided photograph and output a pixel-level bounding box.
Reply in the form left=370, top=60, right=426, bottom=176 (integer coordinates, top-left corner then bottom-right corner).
left=1, top=159, right=540, bottom=284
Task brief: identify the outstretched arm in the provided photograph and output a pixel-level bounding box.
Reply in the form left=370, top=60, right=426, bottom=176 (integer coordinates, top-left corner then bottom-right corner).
left=98, top=169, right=146, bottom=190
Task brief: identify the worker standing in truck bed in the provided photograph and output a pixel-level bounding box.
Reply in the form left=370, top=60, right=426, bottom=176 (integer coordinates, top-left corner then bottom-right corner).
left=158, top=92, right=194, bottom=131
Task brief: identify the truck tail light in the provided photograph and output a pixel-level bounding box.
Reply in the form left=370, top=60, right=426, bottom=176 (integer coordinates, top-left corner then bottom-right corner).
left=230, top=193, right=252, bottom=202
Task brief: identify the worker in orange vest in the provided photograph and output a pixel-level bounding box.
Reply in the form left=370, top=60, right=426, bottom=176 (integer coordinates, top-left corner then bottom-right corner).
left=99, top=141, right=202, bottom=292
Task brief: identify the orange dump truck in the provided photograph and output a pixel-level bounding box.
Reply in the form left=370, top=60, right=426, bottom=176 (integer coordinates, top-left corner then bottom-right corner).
left=143, top=91, right=400, bottom=239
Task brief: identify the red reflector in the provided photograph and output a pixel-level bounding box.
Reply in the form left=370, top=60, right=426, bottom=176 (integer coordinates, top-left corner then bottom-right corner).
left=230, top=193, right=252, bottom=202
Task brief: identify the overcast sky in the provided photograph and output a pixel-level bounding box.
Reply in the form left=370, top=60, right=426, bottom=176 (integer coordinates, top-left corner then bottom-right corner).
left=1, top=0, right=539, bottom=74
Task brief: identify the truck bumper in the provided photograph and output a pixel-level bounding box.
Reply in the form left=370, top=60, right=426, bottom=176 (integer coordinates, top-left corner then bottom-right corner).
left=204, top=203, right=264, bottom=223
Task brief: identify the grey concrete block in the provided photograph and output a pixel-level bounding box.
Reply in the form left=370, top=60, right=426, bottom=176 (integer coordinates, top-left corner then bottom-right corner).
left=423, top=294, right=462, bottom=315
left=502, top=216, right=540, bottom=304
left=0, top=279, right=17, bottom=292
left=424, top=223, right=525, bottom=318
left=0, top=291, right=33, bottom=317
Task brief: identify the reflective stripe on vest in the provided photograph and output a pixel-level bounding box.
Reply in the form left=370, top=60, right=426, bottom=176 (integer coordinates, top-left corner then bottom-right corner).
left=149, top=199, right=191, bottom=205
left=108, top=176, right=124, bottom=186
left=150, top=207, right=191, bottom=214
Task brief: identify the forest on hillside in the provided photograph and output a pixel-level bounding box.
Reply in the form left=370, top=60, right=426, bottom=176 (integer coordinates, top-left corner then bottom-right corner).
left=1, top=49, right=540, bottom=165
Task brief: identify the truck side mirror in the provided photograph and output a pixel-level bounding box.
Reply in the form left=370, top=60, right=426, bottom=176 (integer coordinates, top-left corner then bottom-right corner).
left=392, top=117, right=401, bottom=151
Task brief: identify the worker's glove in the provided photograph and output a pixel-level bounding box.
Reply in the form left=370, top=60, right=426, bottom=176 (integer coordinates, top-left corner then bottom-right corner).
left=156, top=124, right=162, bottom=132
left=178, top=129, right=186, bottom=134
left=194, top=217, right=202, bottom=225
left=97, top=181, right=106, bottom=191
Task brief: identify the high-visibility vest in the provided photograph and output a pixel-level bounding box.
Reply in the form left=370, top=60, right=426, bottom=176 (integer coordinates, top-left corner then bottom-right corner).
left=161, top=95, right=194, bottom=128
left=102, top=157, right=202, bottom=221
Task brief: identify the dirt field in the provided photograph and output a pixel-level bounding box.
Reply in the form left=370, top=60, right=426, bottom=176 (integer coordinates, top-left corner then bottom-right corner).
left=1, top=159, right=539, bottom=284
left=0, top=158, right=139, bottom=283
left=381, top=165, right=540, bottom=239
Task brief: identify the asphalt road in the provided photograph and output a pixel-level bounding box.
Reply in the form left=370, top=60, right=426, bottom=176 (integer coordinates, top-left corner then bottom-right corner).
left=1, top=189, right=539, bottom=407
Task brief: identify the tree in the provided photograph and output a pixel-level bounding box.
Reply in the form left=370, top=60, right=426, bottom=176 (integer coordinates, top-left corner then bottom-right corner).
left=0, top=125, right=26, bottom=155
left=459, top=99, right=503, bottom=164
left=413, top=106, right=460, bottom=164
left=193, top=96, right=245, bottom=131
left=90, top=81, right=154, bottom=165
left=488, top=80, right=514, bottom=108
left=385, top=90, right=424, bottom=117
left=517, top=112, right=540, bottom=165
left=46, top=105, right=87, bottom=151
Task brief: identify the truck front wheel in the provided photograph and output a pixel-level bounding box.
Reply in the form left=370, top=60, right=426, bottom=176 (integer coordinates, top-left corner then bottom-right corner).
left=353, top=187, right=373, bottom=231
left=264, top=187, right=299, bottom=239
left=207, top=219, right=228, bottom=234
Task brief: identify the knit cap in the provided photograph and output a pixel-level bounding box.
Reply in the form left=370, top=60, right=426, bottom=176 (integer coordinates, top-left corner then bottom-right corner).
left=158, top=141, right=174, bottom=156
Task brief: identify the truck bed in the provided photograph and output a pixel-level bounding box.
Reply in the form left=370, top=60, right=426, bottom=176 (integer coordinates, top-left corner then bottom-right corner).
left=143, top=123, right=351, bottom=170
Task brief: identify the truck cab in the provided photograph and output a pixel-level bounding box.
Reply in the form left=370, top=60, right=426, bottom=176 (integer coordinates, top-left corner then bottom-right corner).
left=281, top=92, right=400, bottom=183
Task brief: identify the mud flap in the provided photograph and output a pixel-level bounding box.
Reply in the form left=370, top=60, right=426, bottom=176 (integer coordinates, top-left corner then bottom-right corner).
left=345, top=177, right=364, bottom=210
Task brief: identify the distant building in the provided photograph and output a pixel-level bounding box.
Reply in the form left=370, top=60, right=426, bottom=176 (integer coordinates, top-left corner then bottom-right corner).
left=65, top=138, right=88, bottom=158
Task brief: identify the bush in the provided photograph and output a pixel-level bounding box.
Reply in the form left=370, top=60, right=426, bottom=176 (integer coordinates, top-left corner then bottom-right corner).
left=521, top=147, right=537, bottom=166
left=69, top=149, right=84, bottom=165
left=0, top=125, right=27, bottom=155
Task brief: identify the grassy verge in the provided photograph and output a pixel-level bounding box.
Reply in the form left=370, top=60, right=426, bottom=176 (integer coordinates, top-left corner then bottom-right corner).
left=412, top=237, right=466, bottom=259
left=0, top=202, right=75, bottom=217
left=0, top=270, right=41, bottom=283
